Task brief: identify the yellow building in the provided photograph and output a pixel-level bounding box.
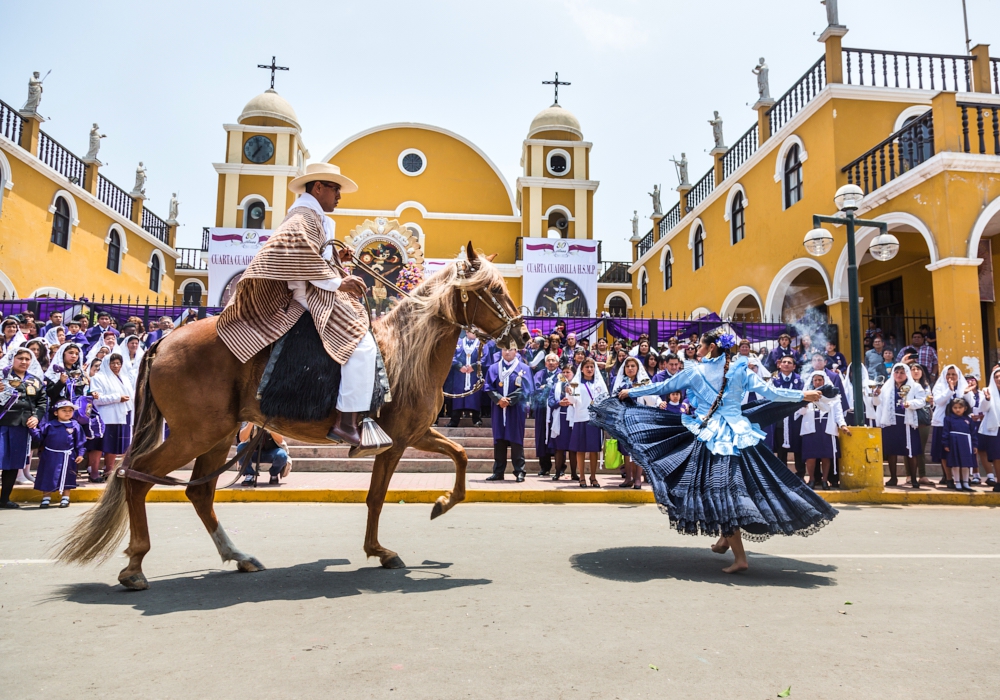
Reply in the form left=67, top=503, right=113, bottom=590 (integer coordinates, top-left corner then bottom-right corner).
left=209, top=86, right=626, bottom=312
left=628, top=22, right=1000, bottom=375
left=0, top=97, right=183, bottom=302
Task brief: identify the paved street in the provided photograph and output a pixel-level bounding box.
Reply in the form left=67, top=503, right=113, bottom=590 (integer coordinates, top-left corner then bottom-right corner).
left=2, top=503, right=998, bottom=699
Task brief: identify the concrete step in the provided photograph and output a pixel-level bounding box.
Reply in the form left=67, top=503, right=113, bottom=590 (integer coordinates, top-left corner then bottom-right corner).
left=285, top=444, right=539, bottom=460
left=280, top=458, right=544, bottom=473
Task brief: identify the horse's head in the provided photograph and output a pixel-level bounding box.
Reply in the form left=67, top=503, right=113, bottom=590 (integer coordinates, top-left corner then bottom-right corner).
left=452, top=242, right=530, bottom=350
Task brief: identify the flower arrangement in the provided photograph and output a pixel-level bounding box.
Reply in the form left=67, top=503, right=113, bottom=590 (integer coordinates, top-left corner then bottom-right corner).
left=396, top=261, right=425, bottom=293
left=717, top=333, right=737, bottom=350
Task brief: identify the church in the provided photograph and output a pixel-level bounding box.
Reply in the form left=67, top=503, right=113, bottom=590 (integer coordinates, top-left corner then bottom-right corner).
left=201, top=74, right=628, bottom=313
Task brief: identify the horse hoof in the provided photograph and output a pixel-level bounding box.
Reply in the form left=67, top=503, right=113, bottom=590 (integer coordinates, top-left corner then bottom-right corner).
left=381, top=555, right=406, bottom=569
left=237, top=557, right=266, bottom=573
left=119, top=573, right=149, bottom=591
left=430, top=501, right=445, bottom=520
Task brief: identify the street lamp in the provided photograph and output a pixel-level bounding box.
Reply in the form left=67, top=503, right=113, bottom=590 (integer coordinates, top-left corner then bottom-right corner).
left=802, top=184, right=896, bottom=426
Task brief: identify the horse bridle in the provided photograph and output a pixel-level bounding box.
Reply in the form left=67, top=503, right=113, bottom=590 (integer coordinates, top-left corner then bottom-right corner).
left=453, top=260, right=524, bottom=349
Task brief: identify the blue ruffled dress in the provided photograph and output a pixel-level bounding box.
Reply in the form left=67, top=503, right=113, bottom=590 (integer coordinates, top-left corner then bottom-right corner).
left=590, top=354, right=838, bottom=541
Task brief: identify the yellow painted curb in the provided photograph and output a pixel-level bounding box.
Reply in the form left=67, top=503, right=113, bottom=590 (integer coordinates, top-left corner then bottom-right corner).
left=10, top=486, right=1000, bottom=506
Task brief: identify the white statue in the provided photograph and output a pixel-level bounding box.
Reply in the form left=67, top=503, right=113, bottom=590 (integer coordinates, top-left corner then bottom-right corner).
left=821, top=0, right=840, bottom=26
left=648, top=184, right=662, bottom=216
left=168, top=193, right=180, bottom=223
left=709, top=111, right=725, bottom=150
left=670, top=153, right=690, bottom=188
left=22, top=71, right=45, bottom=114
left=131, top=162, right=147, bottom=196
left=84, top=123, right=106, bottom=161
left=753, top=58, right=771, bottom=100
left=631, top=211, right=639, bottom=238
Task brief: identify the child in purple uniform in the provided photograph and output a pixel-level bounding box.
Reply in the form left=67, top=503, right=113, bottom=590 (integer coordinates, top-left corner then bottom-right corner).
left=942, top=398, right=978, bottom=492
left=32, top=400, right=86, bottom=508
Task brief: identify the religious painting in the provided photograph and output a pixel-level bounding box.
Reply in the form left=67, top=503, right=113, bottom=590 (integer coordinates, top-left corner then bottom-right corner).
left=533, top=277, right=589, bottom=317
left=346, top=218, right=425, bottom=316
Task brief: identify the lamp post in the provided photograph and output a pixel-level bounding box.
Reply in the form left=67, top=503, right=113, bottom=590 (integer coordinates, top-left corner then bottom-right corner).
left=803, top=185, right=900, bottom=426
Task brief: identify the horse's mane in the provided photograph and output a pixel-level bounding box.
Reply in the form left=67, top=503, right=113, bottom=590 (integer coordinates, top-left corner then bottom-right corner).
left=373, top=258, right=507, bottom=409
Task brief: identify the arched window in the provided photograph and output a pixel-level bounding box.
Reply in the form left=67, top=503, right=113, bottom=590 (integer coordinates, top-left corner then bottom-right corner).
left=244, top=200, right=266, bottom=229
left=149, top=254, right=161, bottom=293
left=51, top=196, right=70, bottom=248
left=640, top=271, right=648, bottom=306
left=693, top=225, right=705, bottom=271
left=664, top=254, right=673, bottom=290
left=183, top=282, right=202, bottom=306
left=730, top=191, right=745, bottom=244
left=106, top=230, right=121, bottom=273
left=608, top=296, right=627, bottom=318
left=784, top=144, right=803, bottom=208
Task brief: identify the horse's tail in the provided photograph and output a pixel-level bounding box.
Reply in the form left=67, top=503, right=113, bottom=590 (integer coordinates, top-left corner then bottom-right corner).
left=54, top=345, right=163, bottom=565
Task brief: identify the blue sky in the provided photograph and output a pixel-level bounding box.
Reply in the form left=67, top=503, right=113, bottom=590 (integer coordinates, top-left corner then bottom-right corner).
left=3, top=0, right=997, bottom=259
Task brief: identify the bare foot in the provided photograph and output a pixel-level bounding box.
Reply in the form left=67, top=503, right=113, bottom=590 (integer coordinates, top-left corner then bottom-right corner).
left=710, top=541, right=730, bottom=555
left=722, top=560, right=749, bottom=574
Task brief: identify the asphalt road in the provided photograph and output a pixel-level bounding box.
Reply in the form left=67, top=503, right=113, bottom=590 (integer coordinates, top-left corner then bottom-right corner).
left=2, top=502, right=998, bottom=699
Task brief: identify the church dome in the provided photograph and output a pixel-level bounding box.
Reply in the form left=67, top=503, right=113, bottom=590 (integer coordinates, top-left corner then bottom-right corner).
left=528, top=104, right=582, bottom=139
left=238, top=89, right=300, bottom=130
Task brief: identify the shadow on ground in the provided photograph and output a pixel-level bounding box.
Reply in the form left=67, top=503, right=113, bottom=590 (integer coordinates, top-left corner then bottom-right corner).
left=55, top=560, right=491, bottom=616
left=570, top=546, right=836, bottom=588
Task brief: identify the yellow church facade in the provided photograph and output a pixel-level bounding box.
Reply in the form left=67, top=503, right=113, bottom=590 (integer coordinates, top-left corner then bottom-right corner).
left=629, top=30, right=1000, bottom=374
left=211, top=86, right=617, bottom=314
left=0, top=99, right=179, bottom=301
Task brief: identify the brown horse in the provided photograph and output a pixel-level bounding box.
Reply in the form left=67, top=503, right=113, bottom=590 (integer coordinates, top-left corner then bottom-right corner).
left=55, top=244, right=529, bottom=590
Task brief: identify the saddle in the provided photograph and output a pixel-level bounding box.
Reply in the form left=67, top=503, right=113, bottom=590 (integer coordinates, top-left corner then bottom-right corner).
left=255, top=313, right=391, bottom=455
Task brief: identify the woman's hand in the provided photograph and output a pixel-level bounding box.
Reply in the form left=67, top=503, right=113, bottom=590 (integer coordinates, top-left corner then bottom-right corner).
left=839, top=425, right=852, bottom=435
left=802, top=390, right=822, bottom=403
left=658, top=401, right=667, bottom=409
left=985, top=388, right=992, bottom=401
left=559, top=398, right=572, bottom=407
left=497, top=397, right=510, bottom=408
left=26, top=417, right=38, bottom=429
left=60, top=373, right=69, bottom=383
left=121, top=395, right=130, bottom=403
left=873, top=386, right=881, bottom=397
left=91, top=392, right=100, bottom=400
left=74, top=456, right=84, bottom=464
left=617, top=388, right=631, bottom=400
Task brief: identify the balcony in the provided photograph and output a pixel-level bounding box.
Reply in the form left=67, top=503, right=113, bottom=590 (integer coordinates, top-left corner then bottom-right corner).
left=175, top=247, right=208, bottom=271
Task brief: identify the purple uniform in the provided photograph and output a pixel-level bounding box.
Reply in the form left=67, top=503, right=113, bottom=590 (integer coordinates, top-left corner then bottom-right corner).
left=31, top=420, right=86, bottom=492
left=486, top=359, right=534, bottom=446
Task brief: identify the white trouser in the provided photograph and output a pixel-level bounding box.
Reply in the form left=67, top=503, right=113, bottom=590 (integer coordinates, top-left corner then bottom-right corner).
left=337, top=331, right=376, bottom=412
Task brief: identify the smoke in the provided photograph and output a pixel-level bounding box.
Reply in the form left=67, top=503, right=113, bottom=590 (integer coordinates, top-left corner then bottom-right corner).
left=788, top=308, right=833, bottom=358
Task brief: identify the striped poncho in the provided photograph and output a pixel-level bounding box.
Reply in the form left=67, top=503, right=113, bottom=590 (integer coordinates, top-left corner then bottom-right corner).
left=217, top=207, right=368, bottom=365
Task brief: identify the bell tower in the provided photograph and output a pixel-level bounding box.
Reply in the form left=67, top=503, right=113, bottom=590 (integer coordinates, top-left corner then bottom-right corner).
left=213, top=68, right=309, bottom=231
left=516, top=76, right=598, bottom=241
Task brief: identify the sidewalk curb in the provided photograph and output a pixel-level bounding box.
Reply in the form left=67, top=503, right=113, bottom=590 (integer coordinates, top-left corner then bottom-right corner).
left=10, top=486, right=1000, bottom=506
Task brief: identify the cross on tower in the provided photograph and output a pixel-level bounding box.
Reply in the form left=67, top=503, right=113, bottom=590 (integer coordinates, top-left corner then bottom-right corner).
left=542, top=72, right=571, bottom=105
left=257, top=56, right=289, bottom=90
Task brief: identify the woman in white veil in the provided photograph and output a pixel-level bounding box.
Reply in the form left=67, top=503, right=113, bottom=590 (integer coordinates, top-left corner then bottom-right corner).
left=977, top=366, right=1000, bottom=491
left=569, top=357, right=609, bottom=487
left=89, top=353, right=134, bottom=479
left=86, top=329, right=119, bottom=365
left=873, top=363, right=927, bottom=488
left=797, top=369, right=850, bottom=489
left=612, top=356, right=657, bottom=488
left=115, top=334, right=145, bottom=388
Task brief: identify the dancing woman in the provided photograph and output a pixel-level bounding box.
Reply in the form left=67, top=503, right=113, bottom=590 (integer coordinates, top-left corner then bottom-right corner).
left=593, top=329, right=835, bottom=573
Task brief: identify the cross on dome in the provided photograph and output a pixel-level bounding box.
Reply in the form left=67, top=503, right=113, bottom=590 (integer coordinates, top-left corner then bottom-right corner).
left=257, top=56, right=289, bottom=90
left=542, top=72, right=571, bottom=105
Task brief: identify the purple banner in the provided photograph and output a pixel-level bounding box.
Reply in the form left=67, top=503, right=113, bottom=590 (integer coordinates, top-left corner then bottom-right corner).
left=524, top=316, right=603, bottom=338
left=604, top=318, right=650, bottom=340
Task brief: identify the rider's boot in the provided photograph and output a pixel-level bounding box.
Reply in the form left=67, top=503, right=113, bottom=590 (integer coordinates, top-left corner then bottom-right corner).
left=327, top=412, right=362, bottom=445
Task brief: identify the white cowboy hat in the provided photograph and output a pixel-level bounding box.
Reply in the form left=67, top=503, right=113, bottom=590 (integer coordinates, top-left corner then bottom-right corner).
left=288, top=163, right=358, bottom=195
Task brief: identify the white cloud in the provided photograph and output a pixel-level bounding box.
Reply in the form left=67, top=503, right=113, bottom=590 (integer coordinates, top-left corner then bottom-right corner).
left=562, top=1, right=650, bottom=50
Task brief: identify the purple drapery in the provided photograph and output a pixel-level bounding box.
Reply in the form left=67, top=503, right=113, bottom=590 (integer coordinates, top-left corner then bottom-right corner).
left=525, top=317, right=604, bottom=338
left=679, top=313, right=724, bottom=339
left=604, top=318, right=651, bottom=340
left=1, top=298, right=222, bottom=326
left=733, top=322, right=792, bottom=342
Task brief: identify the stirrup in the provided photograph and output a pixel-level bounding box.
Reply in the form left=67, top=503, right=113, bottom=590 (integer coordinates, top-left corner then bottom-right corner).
left=347, top=417, right=393, bottom=458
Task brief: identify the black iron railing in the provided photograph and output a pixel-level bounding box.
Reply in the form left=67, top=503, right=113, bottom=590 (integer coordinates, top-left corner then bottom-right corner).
left=97, top=174, right=133, bottom=219
left=844, top=48, right=973, bottom=92
left=767, top=56, right=826, bottom=135
left=723, top=124, right=758, bottom=179
left=842, top=110, right=934, bottom=194
left=685, top=169, right=714, bottom=212
left=864, top=310, right=936, bottom=355
left=992, top=58, right=1000, bottom=94
left=959, top=102, right=1000, bottom=156
left=0, top=98, right=23, bottom=145
left=658, top=202, right=681, bottom=238
left=201, top=227, right=210, bottom=251
left=37, top=130, right=87, bottom=185
left=175, top=247, right=208, bottom=270
left=637, top=229, right=655, bottom=258
left=141, top=207, right=170, bottom=243
left=598, top=261, right=632, bottom=284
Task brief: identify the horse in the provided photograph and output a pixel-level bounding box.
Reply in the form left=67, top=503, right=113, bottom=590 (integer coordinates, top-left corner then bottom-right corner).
left=55, top=243, right=529, bottom=590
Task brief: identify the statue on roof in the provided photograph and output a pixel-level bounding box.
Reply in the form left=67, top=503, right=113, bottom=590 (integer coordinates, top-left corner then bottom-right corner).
left=752, top=58, right=771, bottom=101
left=649, top=184, right=662, bottom=216
left=22, top=71, right=45, bottom=114
left=709, top=111, right=725, bottom=150
left=670, top=153, right=690, bottom=188
left=168, top=193, right=180, bottom=223
left=131, top=162, right=147, bottom=197
left=821, top=0, right=840, bottom=26
left=631, top=211, right=639, bottom=239
left=84, top=123, right=106, bottom=161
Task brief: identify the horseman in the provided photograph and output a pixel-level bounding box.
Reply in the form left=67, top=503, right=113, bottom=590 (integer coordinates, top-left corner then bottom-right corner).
left=216, top=163, right=375, bottom=446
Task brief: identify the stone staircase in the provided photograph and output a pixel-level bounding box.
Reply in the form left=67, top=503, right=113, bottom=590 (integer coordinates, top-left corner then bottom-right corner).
left=274, top=417, right=538, bottom=473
